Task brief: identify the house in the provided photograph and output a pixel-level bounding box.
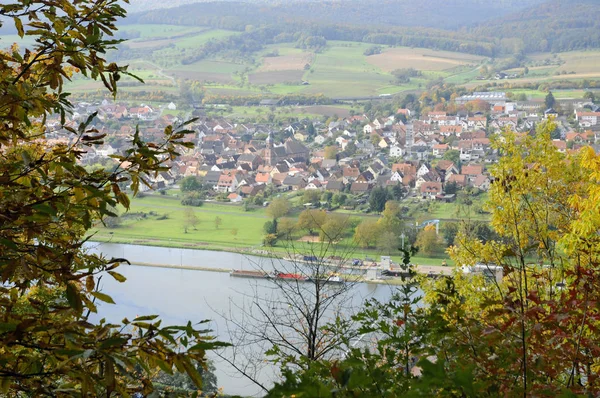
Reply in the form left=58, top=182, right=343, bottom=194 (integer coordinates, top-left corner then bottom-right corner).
left=342, top=166, right=360, bottom=183
left=435, top=160, right=459, bottom=181
left=420, top=182, right=443, bottom=199
left=227, top=193, right=243, bottom=203
left=305, top=180, right=323, bottom=190
left=167, top=102, right=177, bottom=110
left=202, top=170, right=222, bottom=190
left=325, top=179, right=344, bottom=192
left=282, top=175, right=307, bottom=191
left=432, top=144, right=449, bottom=158
left=314, top=135, right=326, bottom=145
left=472, top=175, right=491, bottom=191
left=389, top=145, right=404, bottom=158
left=575, top=111, right=600, bottom=127
left=447, top=174, right=467, bottom=188
left=552, top=140, right=567, bottom=153
left=255, top=172, right=272, bottom=185
left=216, top=173, right=238, bottom=193
left=350, top=182, right=371, bottom=194
left=461, top=164, right=485, bottom=183
left=237, top=153, right=261, bottom=170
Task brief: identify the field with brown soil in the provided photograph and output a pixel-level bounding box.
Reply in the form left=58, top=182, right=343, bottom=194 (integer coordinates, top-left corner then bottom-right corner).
left=367, top=48, right=485, bottom=72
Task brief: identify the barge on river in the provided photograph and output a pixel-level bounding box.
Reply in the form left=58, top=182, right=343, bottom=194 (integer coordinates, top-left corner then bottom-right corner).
left=230, top=269, right=344, bottom=284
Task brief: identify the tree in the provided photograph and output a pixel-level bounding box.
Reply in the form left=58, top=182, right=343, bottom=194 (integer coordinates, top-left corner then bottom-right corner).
left=319, top=214, right=349, bottom=243
left=377, top=231, right=400, bottom=255
left=415, top=225, right=439, bottom=255
left=277, top=217, right=297, bottom=240
left=441, top=222, right=459, bottom=246
left=183, top=207, right=200, bottom=233
left=302, top=189, right=321, bottom=205
left=263, top=233, right=278, bottom=247
left=263, top=219, right=278, bottom=235
left=332, top=193, right=347, bottom=207
left=545, top=90, right=556, bottom=109
left=444, top=181, right=458, bottom=194
left=180, top=175, right=202, bottom=192
left=214, top=216, right=222, bottom=229
left=377, top=201, right=404, bottom=235
left=324, top=146, right=337, bottom=160
left=369, top=187, right=388, bottom=213
left=0, top=1, right=223, bottom=395
left=443, top=149, right=461, bottom=166
left=353, top=220, right=381, bottom=248
left=297, top=209, right=327, bottom=235
left=266, top=197, right=290, bottom=220
left=220, top=232, right=358, bottom=394
left=321, top=191, right=333, bottom=204
left=583, top=91, right=596, bottom=102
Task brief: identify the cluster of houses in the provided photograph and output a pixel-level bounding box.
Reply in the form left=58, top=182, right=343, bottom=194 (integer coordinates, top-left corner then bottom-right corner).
left=43, top=93, right=600, bottom=205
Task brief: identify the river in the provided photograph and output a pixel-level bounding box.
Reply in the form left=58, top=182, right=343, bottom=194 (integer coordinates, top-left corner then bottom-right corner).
left=85, top=242, right=403, bottom=396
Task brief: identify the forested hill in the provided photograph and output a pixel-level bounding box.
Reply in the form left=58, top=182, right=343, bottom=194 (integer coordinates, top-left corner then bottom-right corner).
left=471, top=0, right=600, bottom=53
left=130, top=0, right=545, bottom=30
left=126, top=0, right=600, bottom=55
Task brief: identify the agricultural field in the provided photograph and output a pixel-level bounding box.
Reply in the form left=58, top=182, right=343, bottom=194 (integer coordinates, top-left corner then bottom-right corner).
left=366, top=47, right=485, bottom=72
left=51, top=23, right=600, bottom=103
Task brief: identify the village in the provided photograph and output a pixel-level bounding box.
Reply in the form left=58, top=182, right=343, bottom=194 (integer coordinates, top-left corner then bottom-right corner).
left=44, top=92, right=600, bottom=206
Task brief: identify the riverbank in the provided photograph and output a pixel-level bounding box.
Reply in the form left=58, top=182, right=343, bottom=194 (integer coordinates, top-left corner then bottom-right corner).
left=89, top=232, right=453, bottom=267
left=123, top=260, right=412, bottom=286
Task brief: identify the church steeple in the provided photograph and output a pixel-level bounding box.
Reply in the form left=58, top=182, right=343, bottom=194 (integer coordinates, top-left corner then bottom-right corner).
left=264, top=131, right=275, bottom=166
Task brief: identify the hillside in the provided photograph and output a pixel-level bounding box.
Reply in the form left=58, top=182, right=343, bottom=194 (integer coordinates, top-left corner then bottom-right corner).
left=130, top=0, right=545, bottom=30
left=471, top=0, right=600, bottom=53
left=126, top=0, right=600, bottom=56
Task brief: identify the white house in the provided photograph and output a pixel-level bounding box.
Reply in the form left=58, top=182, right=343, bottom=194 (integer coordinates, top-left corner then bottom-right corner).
left=389, top=145, right=404, bottom=158
left=167, top=102, right=177, bottom=110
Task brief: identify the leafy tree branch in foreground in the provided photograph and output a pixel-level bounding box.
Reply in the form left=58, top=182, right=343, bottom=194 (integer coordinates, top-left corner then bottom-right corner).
left=0, top=1, right=226, bottom=395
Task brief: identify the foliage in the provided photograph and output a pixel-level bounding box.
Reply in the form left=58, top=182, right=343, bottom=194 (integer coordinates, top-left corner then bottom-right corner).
left=353, top=220, right=380, bottom=249
left=297, top=209, right=327, bottom=235
left=415, top=225, right=440, bottom=256
left=301, top=189, right=321, bottom=205
left=545, top=90, right=556, bottom=109
left=377, top=201, right=404, bottom=235
left=0, top=1, right=226, bottom=395
left=276, top=218, right=297, bottom=240
left=214, top=216, right=222, bottom=229
left=263, top=219, right=278, bottom=235
left=266, top=197, right=290, bottom=220
left=180, top=176, right=203, bottom=192
left=319, top=214, right=349, bottom=243
left=369, top=187, right=389, bottom=213
left=154, top=360, right=218, bottom=395
left=324, top=146, right=338, bottom=160
left=183, top=208, right=200, bottom=233
left=263, top=233, right=278, bottom=247
left=181, top=192, right=205, bottom=207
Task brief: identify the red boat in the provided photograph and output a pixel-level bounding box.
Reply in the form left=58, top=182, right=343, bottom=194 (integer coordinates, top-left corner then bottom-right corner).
left=273, top=271, right=306, bottom=281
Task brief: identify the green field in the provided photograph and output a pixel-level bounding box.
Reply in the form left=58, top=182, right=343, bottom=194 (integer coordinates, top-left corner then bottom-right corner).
left=90, top=193, right=496, bottom=266
left=53, top=24, right=600, bottom=104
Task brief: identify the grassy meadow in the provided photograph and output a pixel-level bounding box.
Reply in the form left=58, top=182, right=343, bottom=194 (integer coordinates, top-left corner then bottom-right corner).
left=90, top=192, right=496, bottom=266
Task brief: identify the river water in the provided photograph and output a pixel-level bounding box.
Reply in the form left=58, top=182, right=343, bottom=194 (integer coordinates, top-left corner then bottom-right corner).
left=85, top=242, right=402, bottom=396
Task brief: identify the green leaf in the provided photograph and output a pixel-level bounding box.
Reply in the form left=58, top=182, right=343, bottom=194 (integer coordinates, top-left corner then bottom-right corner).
left=0, top=323, right=18, bottom=332
left=108, top=271, right=126, bottom=283
left=13, top=17, right=24, bottom=38
left=91, top=291, right=115, bottom=304
left=66, top=283, right=83, bottom=312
